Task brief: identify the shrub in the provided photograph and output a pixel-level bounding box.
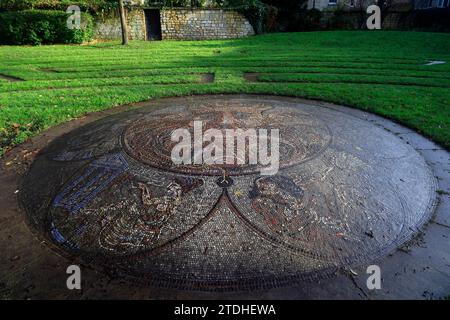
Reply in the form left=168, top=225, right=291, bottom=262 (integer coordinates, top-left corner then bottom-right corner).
left=409, top=8, right=450, bottom=32
left=0, top=0, right=117, bottom=13
left=220, top=0, right=268, bottom=34
left=241, top=2, right=268, bottom=34
left=259, top=0, right=308, bottom=32
left=290, top=9, right=323, bottom=31
left=0, top=9, right=94, bottom=45
left=0, top=1, right=117, bottom=24
left=264, top=5, right=278, bottom=32
left=327, top=8, right=357, bottom=30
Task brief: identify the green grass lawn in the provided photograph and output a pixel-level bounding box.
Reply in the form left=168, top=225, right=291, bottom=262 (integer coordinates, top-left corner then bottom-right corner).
left=0, top=31, right=449, bottom=155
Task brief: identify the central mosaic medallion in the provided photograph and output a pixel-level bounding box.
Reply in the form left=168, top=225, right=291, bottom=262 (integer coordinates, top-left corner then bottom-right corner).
left=20, top=96, right=436, bottom=291
left=123, top=104, right=332, bottom=176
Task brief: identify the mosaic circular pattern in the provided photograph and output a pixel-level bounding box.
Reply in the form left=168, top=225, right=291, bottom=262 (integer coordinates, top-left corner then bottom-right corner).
left=20, top=96, right=436, bottom=291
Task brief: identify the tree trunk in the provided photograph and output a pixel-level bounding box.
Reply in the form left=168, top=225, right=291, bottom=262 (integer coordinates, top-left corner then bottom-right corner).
left=118, top=0, right=129, bottom=45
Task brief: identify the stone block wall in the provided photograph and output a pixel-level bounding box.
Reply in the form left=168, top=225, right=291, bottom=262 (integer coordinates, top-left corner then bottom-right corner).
left=94, top=8, right=254, bottom=41
left=94, top=9, right=146, bottom=40
left=160, top=9, right=254, bottom=40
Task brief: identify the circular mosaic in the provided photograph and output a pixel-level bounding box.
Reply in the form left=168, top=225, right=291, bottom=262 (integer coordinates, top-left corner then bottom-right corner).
left=20, top=96, right=436, bottom=291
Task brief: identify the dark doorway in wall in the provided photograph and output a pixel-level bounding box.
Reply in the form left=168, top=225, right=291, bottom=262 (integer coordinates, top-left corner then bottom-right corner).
left=145, top=9, right=162, bottom=40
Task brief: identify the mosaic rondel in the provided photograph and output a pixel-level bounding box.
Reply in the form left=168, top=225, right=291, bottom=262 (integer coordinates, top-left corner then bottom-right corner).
left=20, top=96, right=435, bottom=290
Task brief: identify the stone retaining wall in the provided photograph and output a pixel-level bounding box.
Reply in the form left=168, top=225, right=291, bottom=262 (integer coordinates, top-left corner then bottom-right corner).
left=94, top=8, right=254, bottom=41
left=94, top=9, right=146, bottom=40
left=160, top=9, right=254, bottom=40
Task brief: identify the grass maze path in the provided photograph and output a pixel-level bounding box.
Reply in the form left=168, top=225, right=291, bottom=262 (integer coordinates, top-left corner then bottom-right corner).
left=0, top=31, right=449, bottom=155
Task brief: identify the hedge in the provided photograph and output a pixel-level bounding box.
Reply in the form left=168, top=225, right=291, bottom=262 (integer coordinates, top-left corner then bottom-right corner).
left=0, top=10, right=94, bottom=45
left=409, top=8, right=450, bottom=32
left=0, top=0, right=116, bottom=13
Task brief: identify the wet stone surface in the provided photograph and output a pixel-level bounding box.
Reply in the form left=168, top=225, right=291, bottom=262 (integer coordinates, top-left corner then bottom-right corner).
left=20, top=97, right=437, bottom=291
